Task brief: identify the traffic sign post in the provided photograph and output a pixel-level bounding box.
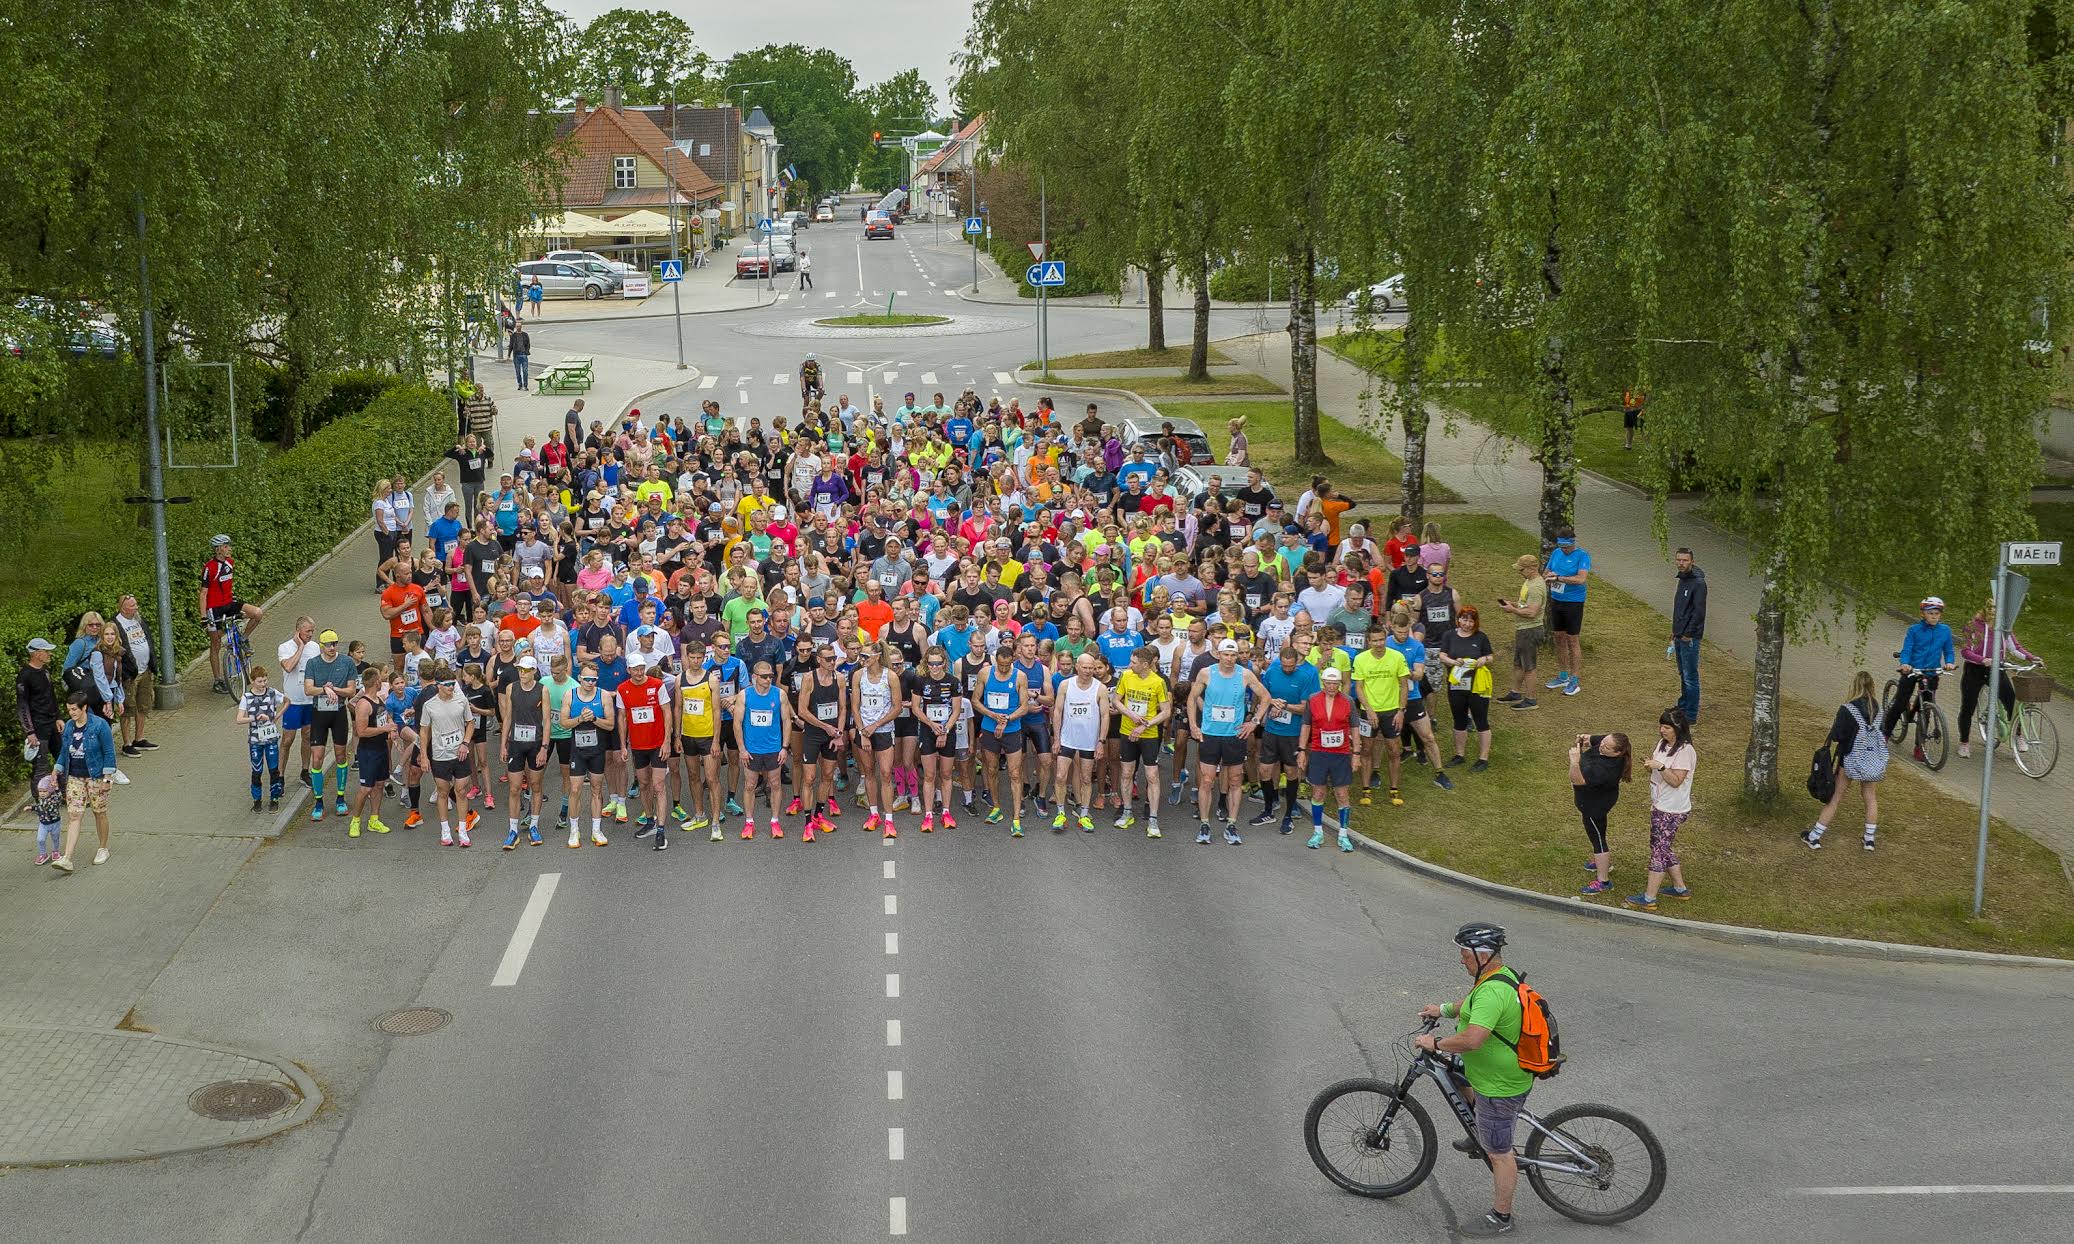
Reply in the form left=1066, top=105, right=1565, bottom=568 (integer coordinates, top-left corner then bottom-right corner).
left=1974, top=539, right=2062, bottom=915
left=1023, top=260, right=1067, bottom=287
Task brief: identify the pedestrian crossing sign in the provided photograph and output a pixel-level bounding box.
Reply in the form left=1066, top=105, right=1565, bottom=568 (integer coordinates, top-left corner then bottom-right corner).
left=658, top=259, right=684, bottom=283
left=964, top=216, right=984, bottom=235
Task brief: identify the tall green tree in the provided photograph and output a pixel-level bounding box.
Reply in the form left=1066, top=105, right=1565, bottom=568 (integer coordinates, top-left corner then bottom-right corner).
left=565, top=7, right=709, bottom=105
left=720, top=45, right=871, bottom=199
left=858, top=70, right=940, bottom=193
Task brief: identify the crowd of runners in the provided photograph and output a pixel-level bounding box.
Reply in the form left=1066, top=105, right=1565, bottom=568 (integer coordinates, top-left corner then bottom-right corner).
left=220, top=360, right=1592, bottom=853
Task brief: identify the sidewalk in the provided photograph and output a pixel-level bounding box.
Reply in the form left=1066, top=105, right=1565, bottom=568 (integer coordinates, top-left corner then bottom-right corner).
left=0, top=354, right=675, bottom=1164
left=1219, top=331, right=2074, bottom=861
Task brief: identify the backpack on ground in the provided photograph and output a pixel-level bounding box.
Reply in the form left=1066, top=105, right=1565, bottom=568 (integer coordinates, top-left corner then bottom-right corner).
left=1476, top=969, right=1564, bottom=1079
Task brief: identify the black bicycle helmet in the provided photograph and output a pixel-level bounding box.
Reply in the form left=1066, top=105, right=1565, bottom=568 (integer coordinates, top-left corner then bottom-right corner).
left=1453, top=922, right=1507, bottom=952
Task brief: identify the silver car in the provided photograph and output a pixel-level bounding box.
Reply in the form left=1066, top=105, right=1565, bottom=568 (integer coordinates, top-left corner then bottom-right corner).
left=515, top=260, right=615, bottom=300
left=1120, top=414, right=1215, bottom=465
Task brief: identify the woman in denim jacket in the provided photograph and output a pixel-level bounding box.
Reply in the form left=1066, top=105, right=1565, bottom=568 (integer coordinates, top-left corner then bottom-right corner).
left=52, top=692, right=118, bottom=872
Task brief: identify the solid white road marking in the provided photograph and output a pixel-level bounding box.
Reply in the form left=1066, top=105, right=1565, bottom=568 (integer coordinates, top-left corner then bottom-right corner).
left=886, top=972, right=900, bottom=998
left=897, top=290, right=908, bottom=297
left=736, top=375, right=752, bottom=384
left=885, top=931, right=899, bottom=954
left=887, top=1069, right=904, bottom=1100
left=886, top=1019, right=902, bottom=1046
left=847, top=370, right=864, bottom=384
left=889, top=1196, right=907, bottom=1235
left=1794, top=1186, right=2074, bottom=1196
left=883, top=371, right=897, bottom=384
left=773, top=372, right=787, bottom=384
left=888, top=1128, right=905, bottom=1160
left=993, top=372, right=1014, bottom=384
left=920, top=372, right=937, bottom=385
left=884, top=893, right=898, bottom=915
left=698, top=375, right=718, bottom=389
left=883, top=860, right=896, bottom=879
left=737, top=390, right=749, bottom=406
left=489, top=873, right=561, bottom=987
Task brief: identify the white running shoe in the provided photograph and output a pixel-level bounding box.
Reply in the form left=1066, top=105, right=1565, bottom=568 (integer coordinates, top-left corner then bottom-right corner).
left=111, top=769, right=131, bottom=786
left=92, top=847, right=110, bottom=865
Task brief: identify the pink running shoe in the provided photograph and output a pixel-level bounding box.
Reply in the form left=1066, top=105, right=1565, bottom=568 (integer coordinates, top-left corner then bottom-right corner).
left=920, top=816, right=935, bottom=834
left=863, top=813, right=880, bottom=835
left=741, top=819, right=755, bottom=840
left=882, top=819, right=898, bottom=839
left=802, top=823, right=816, bottom=842
left=941, top=811, right=958, bottom=830
left=769, top=819, right=783, bottom=839
left=784, top=795, right=803, bottom=815
left=827, top=797, right=842, bottom=819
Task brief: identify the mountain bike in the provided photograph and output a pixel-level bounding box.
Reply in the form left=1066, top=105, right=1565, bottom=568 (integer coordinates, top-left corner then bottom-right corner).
left=1881, top=665, right=1949, bottom=771
left=1304, top=1019, right=1666, bottom=1225
left=1992, top=659, right=2059, bottom=779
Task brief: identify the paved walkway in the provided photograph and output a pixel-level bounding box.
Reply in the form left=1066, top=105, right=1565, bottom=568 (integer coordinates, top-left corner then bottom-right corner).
left=0, top=355, right=675, bottom=1164
left=1217, top=332, right=2074, bottom=860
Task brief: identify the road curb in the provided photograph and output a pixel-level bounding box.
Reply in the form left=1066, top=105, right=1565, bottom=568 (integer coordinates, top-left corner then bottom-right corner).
left=1342, top=831, right=2074, bottom=969
left=526, top=287, right=779, bottom=324
left=1011, top=367, right=1163, bottom=421
left=0, top=1023, right=323, bottom=1166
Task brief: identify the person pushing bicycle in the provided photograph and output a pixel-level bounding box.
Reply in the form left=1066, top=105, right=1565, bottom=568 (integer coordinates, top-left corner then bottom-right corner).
left=1414, top=922, right=1532, bottom=1236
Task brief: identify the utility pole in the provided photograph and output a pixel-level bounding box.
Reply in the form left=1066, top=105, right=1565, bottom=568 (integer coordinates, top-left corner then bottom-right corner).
left=1039, top=172, right=1048, bottom=377
left=666, top=90, right=685, bottom=370
left=134, top=205, right=181, bottom=706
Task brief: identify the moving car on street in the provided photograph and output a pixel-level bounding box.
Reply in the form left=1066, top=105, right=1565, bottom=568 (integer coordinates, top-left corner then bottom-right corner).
left=865, top=211, right=896, bottom=240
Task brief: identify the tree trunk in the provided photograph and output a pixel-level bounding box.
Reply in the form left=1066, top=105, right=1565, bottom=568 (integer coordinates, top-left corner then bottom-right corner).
left=1189, top=250, right=1211, bottom=380
left=1288, top=241, right=1328, bottom=467
left=1145, top=254, right=1167, bottom=352
left=1534, top=193, right=1574, bottom=547
left=1744, top=550, right=1787, bottom=799
left=1398, top=311, right=1429, bottom=528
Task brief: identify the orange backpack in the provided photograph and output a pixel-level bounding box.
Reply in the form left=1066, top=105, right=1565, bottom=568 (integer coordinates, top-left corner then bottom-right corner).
left=1476, top=969, right=1565, bottom=1079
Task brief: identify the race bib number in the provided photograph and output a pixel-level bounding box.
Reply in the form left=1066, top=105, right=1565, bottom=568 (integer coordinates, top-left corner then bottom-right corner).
left=985, top=692, right=1009, bottom=711
left=252, top=722, right=281, bottom=744
left=1246, top=593, right=1262, bottom=609
left=574, top=728, right=599, bottom=749
left=631, top=706, right=656, bottom=724
left=817, top=702, right=840, bottom=722
left=1319, top=729, right=1345, bottom=749
left=400, top=609, right=418, bottom=626
left=925, top=704, right=951, bottom=724
left=499, top=499, right=516, bottom=513
left=687, top=692, right=708, bottom=716
left=1449, top=665, right=1474, bottom=688
left=792, top=671, right=806, bottom=690
left=880, top=573, right=899, bottom=588
left=511, top=724, right=538, bottom=743
left=1273, top=709, right=1295, bottom=725
left=1069, top=701, right=1092, bottom=718
left=1126, top=697, right=1149, bottom=718
left=319, top=691, right=339, bottom=710
left=749, top=709, right=775, bottom=729
left=1358, top=718, right=1374, bottom=738
left=435, top=729, right=464, bottom=755
left=479, top=560, right=497, bottom=574
left=1209, top=704, right=1237, bottom=724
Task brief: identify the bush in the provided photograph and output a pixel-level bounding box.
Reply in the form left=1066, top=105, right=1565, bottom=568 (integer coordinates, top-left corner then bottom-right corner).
left=1208, top=254, right=1356, bottom=304
left=0, top=385, right=453, bottom=787
left=967, top=235, right=1112, bottom=299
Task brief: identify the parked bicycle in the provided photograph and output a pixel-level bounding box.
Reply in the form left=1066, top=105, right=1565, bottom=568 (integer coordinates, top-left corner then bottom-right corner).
left=1304, top=1018, right=1666, bottom=1225
left=1882, top=664, right=1950, bottom=770
left=1992, top=659, right=2059, bottom=779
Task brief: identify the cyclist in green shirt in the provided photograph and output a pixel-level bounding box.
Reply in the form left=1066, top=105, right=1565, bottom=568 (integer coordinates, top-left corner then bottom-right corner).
left=1416, top=922, right=1529, bottom=1236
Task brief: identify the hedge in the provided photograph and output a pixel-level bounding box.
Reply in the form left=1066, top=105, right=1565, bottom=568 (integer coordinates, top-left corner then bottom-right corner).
left=0, top=385, right=453, bottom=788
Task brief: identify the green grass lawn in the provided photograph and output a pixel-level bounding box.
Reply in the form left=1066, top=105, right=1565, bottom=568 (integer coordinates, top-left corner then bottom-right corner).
left=2014, top=504, right=2073, bottom=677
left=1048, top=372, right=1283, bottom=397
left=1032, top=345, right=1233, bottom=370
left=816, top=313, right=949, bottom=327
left=1351, top=513, right=2074, bottom=957
left=1152, top=399, right=1461, bottom=507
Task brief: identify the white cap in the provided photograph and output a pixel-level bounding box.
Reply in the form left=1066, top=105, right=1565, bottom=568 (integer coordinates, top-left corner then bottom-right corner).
left=1217, top=639, right=1240, bottom=654
left=517, top=656, right=538, bottom=670
left=770, top=505, right=786, bottom=520
left=1320, top=666, right=1343, bottom=682
left=627, top=656, right=648, bottom=669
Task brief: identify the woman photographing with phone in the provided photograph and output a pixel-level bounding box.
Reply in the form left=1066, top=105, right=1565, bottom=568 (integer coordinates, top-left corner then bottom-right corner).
left=1572, top=731, right=1632, bottom=896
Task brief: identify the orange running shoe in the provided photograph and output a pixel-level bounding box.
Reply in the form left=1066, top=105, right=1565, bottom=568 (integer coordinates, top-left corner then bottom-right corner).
left=403, top=810, right=423, bottom=829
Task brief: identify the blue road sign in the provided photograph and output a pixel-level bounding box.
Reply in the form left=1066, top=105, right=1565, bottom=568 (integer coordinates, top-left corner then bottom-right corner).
left=964, top=216, right=984, bottom=235
left=658, top=259, right=683, bottom=283
left=1025, top=260, right=1067, bottom=288
left=757, top=217, right=774, bottom=234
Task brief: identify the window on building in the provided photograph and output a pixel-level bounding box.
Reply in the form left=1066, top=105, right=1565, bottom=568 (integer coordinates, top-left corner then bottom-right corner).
left=614, top=156, right=636, bottom=189
left=698, top=143, right=711, bottom=157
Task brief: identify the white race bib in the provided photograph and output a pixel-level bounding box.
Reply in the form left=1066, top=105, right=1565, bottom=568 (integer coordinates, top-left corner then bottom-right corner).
left=319, top=691, right=340, bottom=710
left=480, top=560, right=497, bottom=574
left=435, top=729, right=464, bottom=754
left=1449, top=665, right=1474, bottom=688
left=985, top=691, right=1009, bottom=711
left=1068, top=701, right=1091, bottom=718
left=1273, top=709, right=1295, bottom=725
left=574, top=728, right=600, bottom=749
left=880, top=573, right=899, bottom=588
left=749, top=709, right=774, bottom=728
left=1126, top=697, right=1149, bottom=718
left=687, top=692, right=708, bottom=716
left=511, top=724, right=538, bottom=743
left=817, top=701, right=839, bottom=722
left=631, top=706, right=655, bottom=724
left=1210, top=704, right=1237, bottom=724
left=400, top=608, right=419, bottom=626
left=1358, top=718, right=1374, bottom=738
left=1246, top=593, right=1263, bottom=609
left=252, top=722, right=281, bottom=744
left=926, top=704, right=951, bottom=724
left=1319, top=729, right=1345, bottom=749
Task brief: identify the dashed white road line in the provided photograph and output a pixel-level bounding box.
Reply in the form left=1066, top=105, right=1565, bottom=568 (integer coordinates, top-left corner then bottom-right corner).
left=737, top=389, right=749, bottom=406
left=489, top=873, right=560, bottom=987
left=846, top=370, right=865, bottom=384
left=888, top=1128, right=905, bottom=1160
left=883, top=371, right=898, bottom=385
left=886, top=1019, right=902, bottom=1046
left=698, top=375, right=718, bottom=389
left=885, top=931, right=899, bottom=954
left=890, top=1197, right=908, bottom=1235
left=883, top=860, right=896, bottom=879
left=886, top=972, right=900, bottom=998
left=897, top=290, right=909, bottom=297
left=826, top=292, right=838, bottom=299
left=884, top=893, right=899, bottom=915
left=920, top=372, right=937, bottom=385
left=772, top=372, right=788, bottom=384
left=887, top=1069, right=904, bottom=1099
left=993, top=371, right=1014, bottom=384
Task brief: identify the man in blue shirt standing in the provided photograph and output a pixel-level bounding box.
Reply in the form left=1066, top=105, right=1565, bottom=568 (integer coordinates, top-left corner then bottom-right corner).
left=1541, top=526, right=1591, bottom=697
left=1882, top=596, right=1957, bottom=758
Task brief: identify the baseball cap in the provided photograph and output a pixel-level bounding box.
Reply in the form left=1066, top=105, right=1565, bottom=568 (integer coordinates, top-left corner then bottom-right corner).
left=517, top=656, right=538, bottom=670
left=627, top=656, right=647, bottom=669
left=26, top=637, right=56, bottom=653
left=708, top=502, right=724, bottom=514
left=524, top=566, right=545, bottom=578
left=808, top=597, right=826, bottom=608
left=318, top=629, right=340, bottom=644
left=1321, top=666, right=1344, bottom=682
left=770, top=505, right=786, bottom=520
left=1217, top=639, right=1240, bottom=654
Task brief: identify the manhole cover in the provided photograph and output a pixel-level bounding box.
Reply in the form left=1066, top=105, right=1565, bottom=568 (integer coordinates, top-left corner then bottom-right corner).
left=372, top=1006, right=452, bottom=1036
left=189, top=1079, right=297, bottom=1121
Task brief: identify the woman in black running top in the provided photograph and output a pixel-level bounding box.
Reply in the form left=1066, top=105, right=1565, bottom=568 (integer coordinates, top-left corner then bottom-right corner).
left=914, top=647, right=966, bottom=830
left=796, top=647, right=848, bottom=834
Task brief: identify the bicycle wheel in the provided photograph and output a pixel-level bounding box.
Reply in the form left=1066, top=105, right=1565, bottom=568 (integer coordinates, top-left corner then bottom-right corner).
left=1522, top=1102, right=1667, bottom=1225
left=1303, top=1078, right=1437, bottom=1199
left=1879, top=681, right=1906, bottom=744
left=2012, top=705, right=2059, bottom=779
left=1916, top=701, right=1949, bottom=770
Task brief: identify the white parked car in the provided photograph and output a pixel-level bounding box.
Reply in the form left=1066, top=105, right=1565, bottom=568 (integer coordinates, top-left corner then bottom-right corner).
left=1344, top=273, right=1406, bottom=313
left=545, top=249, right=638, bottom=277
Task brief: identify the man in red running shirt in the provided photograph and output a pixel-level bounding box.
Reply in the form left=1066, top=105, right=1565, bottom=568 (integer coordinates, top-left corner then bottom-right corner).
left=1301, top=667, right=1359, bottom=852
left=379, top=570, right=429, bottom=671
left=201, top=534, right=266, bottom=694
left=616, top=656, right=674, bottom=845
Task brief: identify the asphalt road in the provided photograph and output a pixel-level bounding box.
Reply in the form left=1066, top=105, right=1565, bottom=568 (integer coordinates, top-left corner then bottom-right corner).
left=2, top=204, right=2068, bottom=1243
